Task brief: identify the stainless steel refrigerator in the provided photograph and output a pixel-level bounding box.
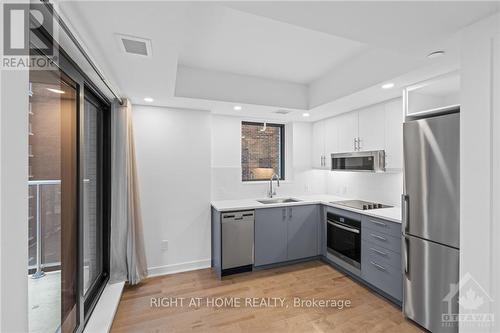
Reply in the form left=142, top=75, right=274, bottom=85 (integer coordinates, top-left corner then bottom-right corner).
left=402, top=112, right=460, bottom=333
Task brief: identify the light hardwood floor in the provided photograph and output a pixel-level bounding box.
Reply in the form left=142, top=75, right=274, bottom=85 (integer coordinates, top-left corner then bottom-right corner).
left=111, top=260, right=423, bottom=332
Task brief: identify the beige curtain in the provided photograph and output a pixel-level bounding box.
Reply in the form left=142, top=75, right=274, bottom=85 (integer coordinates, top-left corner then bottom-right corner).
left=110, top=99, right=148, bottom=284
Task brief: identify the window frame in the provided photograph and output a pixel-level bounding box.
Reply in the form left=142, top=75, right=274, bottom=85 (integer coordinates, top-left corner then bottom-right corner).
left=241, top=121, right=285, bottom=182
left=81, top=86, right=111, bottom=322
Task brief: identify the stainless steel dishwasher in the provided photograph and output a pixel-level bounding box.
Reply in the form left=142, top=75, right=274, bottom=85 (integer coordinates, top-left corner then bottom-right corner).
left=221, top=210, right=254, bottom=275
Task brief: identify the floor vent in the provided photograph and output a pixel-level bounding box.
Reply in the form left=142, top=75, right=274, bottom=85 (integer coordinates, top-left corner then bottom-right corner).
left=116, top=34, right=152, bottom=57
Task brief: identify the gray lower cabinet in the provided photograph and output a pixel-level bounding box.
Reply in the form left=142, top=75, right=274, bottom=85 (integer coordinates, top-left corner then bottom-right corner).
left=255, top=205, right=319, bottom=266
left=211, top=208, right=222, bottom=277
left=217, top=203, right=402, bottom=304
left=360, top=214, right=402, bottom=302
left=254, top=207, right=288, bottom=266
left=361, top=251, right=402, bottom=301
left=287, top=205, right=318, bottom=261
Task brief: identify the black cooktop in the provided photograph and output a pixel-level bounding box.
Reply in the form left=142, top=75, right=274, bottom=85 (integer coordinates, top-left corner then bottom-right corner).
left=331, top=200, right=393, bottom=211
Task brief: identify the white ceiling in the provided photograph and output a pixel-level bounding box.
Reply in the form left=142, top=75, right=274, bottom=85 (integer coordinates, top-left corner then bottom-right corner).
left=57, top=1, right=499, bottom=120
left=179, top=4, right=367, bottom=84
left=223, top=1, right=500, bottom=56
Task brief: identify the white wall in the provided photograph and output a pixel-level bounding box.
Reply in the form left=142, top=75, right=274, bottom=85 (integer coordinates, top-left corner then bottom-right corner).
left=459, top=12, right=500, bottom=333
left=133, top=108, right=328, bottom=276
left=133, top=105, right=212, bottom=276
left=493, top=32, right=500, bottom=333
left=210, top=115, right=326, bottom=200
left=0, top=69, right=29, bottom=331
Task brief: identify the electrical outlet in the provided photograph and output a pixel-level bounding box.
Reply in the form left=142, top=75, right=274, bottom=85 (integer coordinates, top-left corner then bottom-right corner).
left=161, top=240, right=168, bottom=251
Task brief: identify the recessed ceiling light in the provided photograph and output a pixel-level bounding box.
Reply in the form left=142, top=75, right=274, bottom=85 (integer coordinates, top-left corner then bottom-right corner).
left=427, top=50, right=445, bottom=59
left=46, top=88, right=65, bottom=94
left=302, top=113, right=310, bottom=117
left=233, top=105, right=242, bottom=111
left=144, top=97, right=154, bottom=102
left=382, top=83, right=395, bottom=89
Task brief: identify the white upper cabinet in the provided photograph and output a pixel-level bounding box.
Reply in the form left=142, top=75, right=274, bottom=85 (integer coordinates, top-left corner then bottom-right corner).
left=405, top=72, right=460, bottom=118
left=358, top=104, right=385, bottom=152
left=312, top=117, right=339, bottom=169
left=323, top=117, right=339, bottom=169
left=384, top=98, right=403, bottom=170
left=311, top=98, right=404, bottom=171
left=337, top=111, right=358, bottom=153
left=312, top=120, right=326, bottom=169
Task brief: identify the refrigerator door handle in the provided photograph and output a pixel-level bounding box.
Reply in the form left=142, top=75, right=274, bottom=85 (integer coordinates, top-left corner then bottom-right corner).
left=402, top=194, right=409, bottom=233
left=403, top=235, right=410, bottom=276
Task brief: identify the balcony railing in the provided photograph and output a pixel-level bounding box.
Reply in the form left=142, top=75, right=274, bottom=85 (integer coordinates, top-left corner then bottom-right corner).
left=28, top=180, right=61, bottom=278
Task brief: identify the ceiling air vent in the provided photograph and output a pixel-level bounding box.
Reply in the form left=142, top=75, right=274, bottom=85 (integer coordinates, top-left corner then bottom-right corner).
left=116, top=34, right=152, bottom=57
left=275, top=110, right=292, bottom=115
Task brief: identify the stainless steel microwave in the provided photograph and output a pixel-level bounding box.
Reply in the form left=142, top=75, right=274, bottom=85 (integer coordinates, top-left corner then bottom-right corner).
left=331, top=150, right=386, bottom=172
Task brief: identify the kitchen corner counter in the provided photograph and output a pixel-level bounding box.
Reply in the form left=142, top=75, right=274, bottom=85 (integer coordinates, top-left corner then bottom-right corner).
left=211, top=194, right=402, bottom=223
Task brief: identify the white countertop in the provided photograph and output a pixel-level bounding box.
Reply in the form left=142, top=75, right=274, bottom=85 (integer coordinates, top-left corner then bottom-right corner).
left=211, top=194, right=401, bottom=223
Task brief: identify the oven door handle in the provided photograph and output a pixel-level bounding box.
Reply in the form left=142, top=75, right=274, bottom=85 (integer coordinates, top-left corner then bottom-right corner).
left=327, top=220, right=360, bottom=234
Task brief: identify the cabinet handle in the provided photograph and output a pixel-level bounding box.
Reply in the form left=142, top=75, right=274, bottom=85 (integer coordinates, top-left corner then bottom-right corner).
left=370, top=261, right=387, bottom=271
left=369, top=219, right=387, bottom=227
left=370, top=233, right=387, bottom=241
left=370, top=248, right=388, bottom=256
left=288, top=208, right=292, bottom=219
left=282, top=208, right=286, bottom=220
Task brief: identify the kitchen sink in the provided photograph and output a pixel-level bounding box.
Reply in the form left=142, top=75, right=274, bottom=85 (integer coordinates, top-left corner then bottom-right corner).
left=257, top=198, right=302, bottom=204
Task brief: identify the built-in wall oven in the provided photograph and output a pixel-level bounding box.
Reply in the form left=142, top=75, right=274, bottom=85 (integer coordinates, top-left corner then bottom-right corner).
left=327, top=212, right=361, bottom=269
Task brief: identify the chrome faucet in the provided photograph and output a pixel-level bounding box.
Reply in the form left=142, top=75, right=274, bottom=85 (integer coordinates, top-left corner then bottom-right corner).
left=268, top=173, right=280, bottom=198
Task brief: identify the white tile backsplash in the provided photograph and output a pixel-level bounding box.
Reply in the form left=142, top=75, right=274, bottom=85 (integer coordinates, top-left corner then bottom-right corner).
left=325, top=171, right=403, bottom=206
left=211, top=167, right=326, bottom=200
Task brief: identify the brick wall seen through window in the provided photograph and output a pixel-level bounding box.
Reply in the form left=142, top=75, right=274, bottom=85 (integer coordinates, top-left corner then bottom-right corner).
left=241, top=122, right=284, bottom=181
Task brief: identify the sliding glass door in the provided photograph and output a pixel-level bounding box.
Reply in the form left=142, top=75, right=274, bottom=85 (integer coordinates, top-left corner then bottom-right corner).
left=82, top=89, right=110, bottom=318
left=28, top=27, right=110, bottom=332
left=28, top=65, right=79, bottom=333
left=83, top=95, right=102, bottom=297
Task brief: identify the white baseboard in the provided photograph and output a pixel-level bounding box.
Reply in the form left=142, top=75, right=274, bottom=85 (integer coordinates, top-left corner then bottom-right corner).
left=147, top=259, right=211, bottom=278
